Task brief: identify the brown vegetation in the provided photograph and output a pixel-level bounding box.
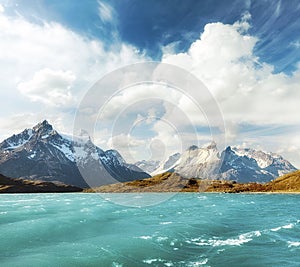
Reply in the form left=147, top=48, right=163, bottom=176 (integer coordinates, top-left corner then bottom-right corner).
left=0, top=174, right=83, bottom=193
left=84, top=170, right=300, bottom=193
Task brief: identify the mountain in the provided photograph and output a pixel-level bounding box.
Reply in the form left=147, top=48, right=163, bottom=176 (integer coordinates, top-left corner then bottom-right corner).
left=0, top=173, right=82, bottom=193
left=134, top=160, right=160, bottom=173
left=151, top=152, right=181, bottom=175
left=219, top=146, right=297, bottom=182
left=0, top=120, right=150, bottom=188
left=169, top=143, right=222, bottom=179
left=141, top=142, right=296, bottom=183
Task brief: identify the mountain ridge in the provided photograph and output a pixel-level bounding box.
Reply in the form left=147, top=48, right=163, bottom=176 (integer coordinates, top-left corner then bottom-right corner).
left=0, top=120, right=150, bottom=188
left=136, top=142, right=296, bottom=183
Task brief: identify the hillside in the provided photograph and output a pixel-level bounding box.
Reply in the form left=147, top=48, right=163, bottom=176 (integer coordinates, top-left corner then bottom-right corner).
left=265, top=170, right=300, bottom=192
left=85, top=171, right=300, bottom=193
left=0, top=174, right=83, bottom=193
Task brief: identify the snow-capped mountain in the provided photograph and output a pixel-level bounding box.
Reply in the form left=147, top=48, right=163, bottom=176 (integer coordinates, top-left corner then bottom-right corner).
left=219, top=146, right=297, bottom=182
left=0, top=120, right=150, bottom=187
left=134, top=160, right=160, bottom=173
left=170, top=142, right=222, bottom=179
left=141, top=142, right=297, bottom=183
left=151, top=152, right=181, bottom=175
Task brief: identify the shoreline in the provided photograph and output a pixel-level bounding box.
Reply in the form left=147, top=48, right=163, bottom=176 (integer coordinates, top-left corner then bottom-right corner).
left=1, top=191, right=300, bottom=195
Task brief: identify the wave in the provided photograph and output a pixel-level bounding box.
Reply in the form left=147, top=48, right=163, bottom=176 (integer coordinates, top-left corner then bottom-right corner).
left=186, top=230, right=261, bottom=247
left=287, top=241, right=300, bottom=248
left=270, top=222, right=297, bottom=232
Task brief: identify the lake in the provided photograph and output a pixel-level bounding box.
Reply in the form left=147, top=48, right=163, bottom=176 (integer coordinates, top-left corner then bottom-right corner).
left=1, top=193, right=300, bottom=266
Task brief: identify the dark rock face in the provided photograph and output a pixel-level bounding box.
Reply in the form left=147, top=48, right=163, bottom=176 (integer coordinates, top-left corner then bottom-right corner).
left=0, top=120, right=150, bottom=188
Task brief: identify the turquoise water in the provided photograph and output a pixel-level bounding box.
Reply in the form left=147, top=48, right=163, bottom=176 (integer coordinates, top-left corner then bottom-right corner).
left=1, top=193, right=300, bottom=266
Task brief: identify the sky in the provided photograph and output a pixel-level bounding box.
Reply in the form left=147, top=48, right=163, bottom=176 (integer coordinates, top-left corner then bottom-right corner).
left=0, top=0, right=300, bottom=166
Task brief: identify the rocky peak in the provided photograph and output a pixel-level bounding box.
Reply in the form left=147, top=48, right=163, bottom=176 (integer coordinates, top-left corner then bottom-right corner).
left=205, top=141, right=217, bottom=150
left=33, top=120, right=53, bottom=136
left=188, top=145, right=198, bottom=151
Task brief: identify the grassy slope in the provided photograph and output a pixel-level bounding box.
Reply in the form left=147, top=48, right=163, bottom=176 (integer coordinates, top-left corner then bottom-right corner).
left=84, top=171, right=300, bottom=193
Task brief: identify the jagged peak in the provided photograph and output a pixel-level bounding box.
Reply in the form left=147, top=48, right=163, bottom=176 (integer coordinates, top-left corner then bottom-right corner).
left=224, top=146, right=234, bottom=152
left=33, top=120, right=53, bottom=133
left=205, top=141, right=217, bottom=150
left=187, top=145, right=198, bottom=151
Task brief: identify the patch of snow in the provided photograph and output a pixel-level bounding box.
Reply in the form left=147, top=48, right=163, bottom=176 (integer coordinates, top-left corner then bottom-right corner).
left=50, top=142, right=75, bottom=162
left=27, top=151, right=36, bottom=159
left=6, top=129, right=34, bottom=149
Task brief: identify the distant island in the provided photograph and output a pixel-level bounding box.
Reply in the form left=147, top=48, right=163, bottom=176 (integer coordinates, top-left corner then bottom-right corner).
left=84, top=170, right=300, bottom=193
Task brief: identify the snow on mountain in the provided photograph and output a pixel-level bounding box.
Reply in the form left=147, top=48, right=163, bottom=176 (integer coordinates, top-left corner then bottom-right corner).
left=135, top=160, right=160, bottom=173
left=0, top=129, right=33, bottom=150
left=232, top=147, right=274, bottom=168
left=151, top=153, right=181, bottom=175
left=171, top=142, right=221, bottom=179
left=220, top=146, right=297, bottom=182
left=147, top=142, right=297, bottom=183
left=0, top=120, right=150, bottom=187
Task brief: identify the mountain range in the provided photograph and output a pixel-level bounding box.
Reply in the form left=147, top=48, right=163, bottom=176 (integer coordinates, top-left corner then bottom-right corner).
left=136, top=142, right=297, bottom=183
left=0, top=120, right=150, bottom=188
left=0, top=120, right=297, bottom=188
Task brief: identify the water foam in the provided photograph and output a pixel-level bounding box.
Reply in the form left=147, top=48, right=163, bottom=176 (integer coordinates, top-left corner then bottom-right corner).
left=287, top=241, right=300, bottom=248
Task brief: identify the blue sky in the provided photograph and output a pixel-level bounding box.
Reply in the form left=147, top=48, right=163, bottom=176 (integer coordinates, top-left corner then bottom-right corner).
left=0, top=0, right=300, bottom=166
left=5, top=0, right=299, bottom=73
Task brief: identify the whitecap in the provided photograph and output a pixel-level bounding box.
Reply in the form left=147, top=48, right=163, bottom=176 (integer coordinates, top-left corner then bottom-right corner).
left=138, top=235, right=152, bottom=240
left=197, top=196, right=208, bottom=200
left=282, top=223, right=294, bottom=229
left=156, top=236, right=168, bottom=242
left=143, top=258, right=162, bottom=264
left=112, top=262, right=123, bottom=267
left=185, top=259, right=208, bottom=266
left=288, top=241, right=300, bottom=248
left=209, top=237, right=251, bottom=247
left=270, top=226, right=282, bottom=232
left=187, top=230, right=260, bottom=247
left=160, top=221, right=173, bottom=225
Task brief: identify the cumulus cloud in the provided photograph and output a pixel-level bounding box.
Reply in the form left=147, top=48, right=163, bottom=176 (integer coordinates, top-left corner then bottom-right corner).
left=162, top=14, right=300, bottom=126
left=159, top=13, right=300, bottom=166
left=17, top=68, right=76, bottom=106
left=0, top=6, right=146, bottom=138
left=1, top=8, right=299, bottom=166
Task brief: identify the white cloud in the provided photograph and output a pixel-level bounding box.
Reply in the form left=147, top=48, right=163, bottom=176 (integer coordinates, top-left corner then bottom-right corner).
left=98, top=1, right=114, bottom=23
left=291, top=40, right=300, bottom=48
left=159, top=13, right=300, bottom=166
left=17, top=68, right=76, bottom=106
left=162, top=14, right=300, bottom=126
left=0, top=7, right=146, bottom=141
left=0, top=9, right=299, bottom=167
